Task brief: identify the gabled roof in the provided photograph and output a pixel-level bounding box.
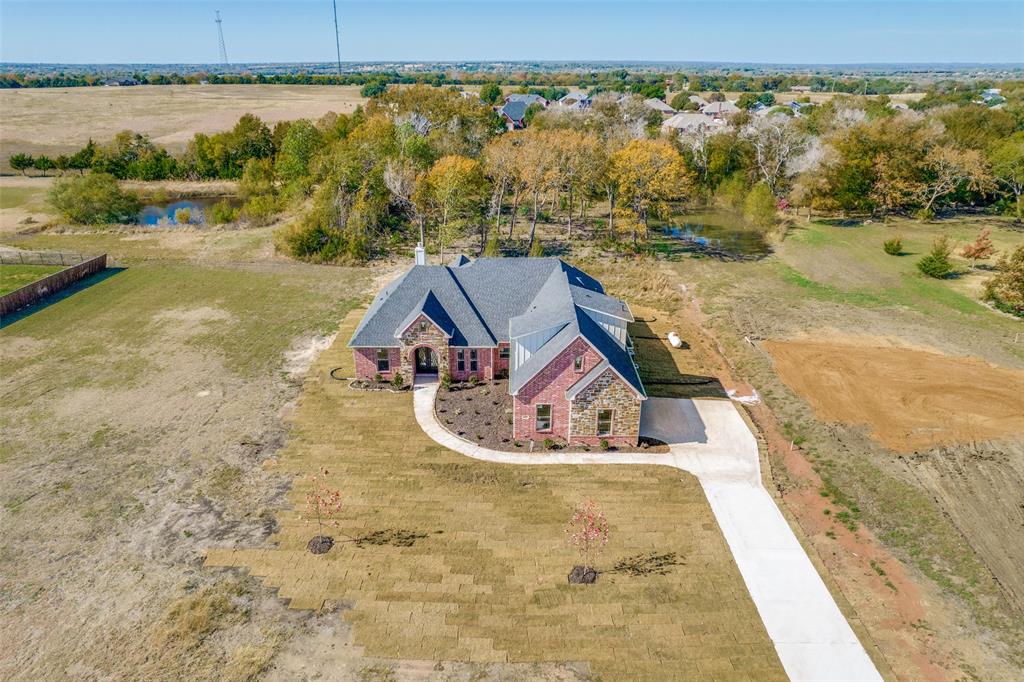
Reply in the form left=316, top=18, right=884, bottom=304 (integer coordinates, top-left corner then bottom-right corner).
left=505, top=93, right=547, bottom=106
left=395, top=290, right=456, bottom=339
left=701, top=101, right=740, bottom=115
left=499, top=100, right=528, bottom=123
left=569, top=285, right=634, bottom=321
left=350, top=257, right=603, bottom=349
left=644, top=98, right=676, bottom=114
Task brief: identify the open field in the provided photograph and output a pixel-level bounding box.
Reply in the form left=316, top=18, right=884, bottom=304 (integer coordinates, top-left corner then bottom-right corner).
left=0, top=230, right=378, bottom=679
left=0, top=84, right=368, bottom=165
left=206, top=308, right=785, bottom=681
left=0, top=263, right=63, bottom=295
left=666, top=214, right=1024, bottom=679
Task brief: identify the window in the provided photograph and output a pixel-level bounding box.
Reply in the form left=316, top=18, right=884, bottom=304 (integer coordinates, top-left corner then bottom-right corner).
left=597, top=409, right=613, bottom=436
left=499, top=346, right=510, bottom=360
left=536, top=404, right=552, bottom=432
left=469, top=349, right=478, bottom=372
left=456, top=349, right=465, bottom=372
left=573, top=355, right=584, bottom=373
left=419, top=320, right=428, bottom=332
left=376, top=348, right=390, bottom=372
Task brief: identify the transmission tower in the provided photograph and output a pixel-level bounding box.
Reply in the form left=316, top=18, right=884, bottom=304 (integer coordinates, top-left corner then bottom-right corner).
left=215, top=10, right=229, bottom=65
left=332, top=0, right=342, bottom=75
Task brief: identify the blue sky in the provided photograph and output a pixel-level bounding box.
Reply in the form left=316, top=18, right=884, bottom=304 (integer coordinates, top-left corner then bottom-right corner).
left=1, top=1, right=1022, bottom=65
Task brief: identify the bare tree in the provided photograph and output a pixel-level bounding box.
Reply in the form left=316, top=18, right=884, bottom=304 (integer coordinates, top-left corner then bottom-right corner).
left=742, top=115, right=809, bottom=195
left=384, top=159, right=425, bottom=244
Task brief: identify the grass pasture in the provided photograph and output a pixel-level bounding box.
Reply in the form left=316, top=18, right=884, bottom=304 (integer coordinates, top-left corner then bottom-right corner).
left=0, top=263, right=62, bottom=295
left=206, top=308, right=786, bottom=681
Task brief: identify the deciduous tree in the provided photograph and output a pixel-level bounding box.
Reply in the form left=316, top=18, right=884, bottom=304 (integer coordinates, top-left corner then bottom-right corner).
left=565, top=500, right=609, bottom=583
left=988, top=133, right=1024, bottom=222
left=609, top=139, right=692, bottom=243
left=417, top=155, right=488, bottom=263
left=961, top=228, right=996, bottom=270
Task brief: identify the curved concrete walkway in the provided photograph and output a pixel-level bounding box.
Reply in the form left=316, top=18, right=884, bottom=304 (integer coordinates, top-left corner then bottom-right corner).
left=414, top=380, right=882, bottom=682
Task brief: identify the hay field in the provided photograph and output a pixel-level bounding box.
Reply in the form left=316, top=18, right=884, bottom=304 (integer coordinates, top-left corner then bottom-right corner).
left=0, top=84, right=368, bottom=160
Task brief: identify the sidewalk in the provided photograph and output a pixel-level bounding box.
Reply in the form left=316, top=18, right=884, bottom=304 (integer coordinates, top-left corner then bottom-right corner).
left=413, top=380, right=882, bottom=682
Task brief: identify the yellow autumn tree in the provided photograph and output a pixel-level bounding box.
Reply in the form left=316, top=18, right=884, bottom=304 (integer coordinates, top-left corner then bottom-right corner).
left=415, top=155, right=488, bottom=264
left=609, top=139, right=693, bottom=244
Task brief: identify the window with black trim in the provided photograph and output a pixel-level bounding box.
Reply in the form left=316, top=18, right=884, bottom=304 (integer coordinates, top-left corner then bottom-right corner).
left=376, top=348, right=390, bottom=372
left=536, top=404, right=552, bottom=431
left=573, top=355, right=584, bottom=373
left=499, top=346, right=510, bottom=360
left=597, top=409, right=613, bottom=436
left=456, top=349, right=465, bottom=372
left=469, top=349, right=478, bottom=371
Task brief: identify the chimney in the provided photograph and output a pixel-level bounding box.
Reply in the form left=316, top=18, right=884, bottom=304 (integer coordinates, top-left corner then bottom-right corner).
left=414, top=243, right=426, bottom=266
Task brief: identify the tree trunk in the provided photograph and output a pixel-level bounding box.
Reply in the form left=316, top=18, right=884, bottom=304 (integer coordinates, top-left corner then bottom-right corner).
left=509, top=189, right=521, bottom=238
left=493, top=181, right=507, bottom=230
left=528, top=192, right=539, bottom=251
left=567, top=186, right=573, bottom=240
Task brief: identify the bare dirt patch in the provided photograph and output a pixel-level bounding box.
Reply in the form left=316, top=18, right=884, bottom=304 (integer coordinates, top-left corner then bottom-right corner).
left=765, top=338, right=1024, bottom=452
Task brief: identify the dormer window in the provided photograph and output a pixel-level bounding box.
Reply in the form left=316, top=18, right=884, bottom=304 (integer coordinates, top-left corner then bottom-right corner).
left=573, top=355, right=584, bottom=373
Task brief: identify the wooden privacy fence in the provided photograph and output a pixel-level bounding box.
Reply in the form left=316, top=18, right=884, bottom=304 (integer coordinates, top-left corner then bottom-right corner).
left=0, top=254, right=108, bottom=317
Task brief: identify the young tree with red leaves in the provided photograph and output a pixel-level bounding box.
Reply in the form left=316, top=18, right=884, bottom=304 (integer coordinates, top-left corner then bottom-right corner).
left=565, top=500, right=610, bottom=583
left=961, top=228, right=996, bottom=270
left=302, top=467, right=344, bottom=554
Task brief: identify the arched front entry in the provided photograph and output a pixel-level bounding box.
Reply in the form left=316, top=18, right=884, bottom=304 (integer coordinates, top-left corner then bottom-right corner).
left=413, top=345, right=439, bottom=377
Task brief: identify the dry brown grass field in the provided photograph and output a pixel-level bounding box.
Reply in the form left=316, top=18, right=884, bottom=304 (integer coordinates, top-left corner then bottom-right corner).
left=0, top=84, right=368, bottom=164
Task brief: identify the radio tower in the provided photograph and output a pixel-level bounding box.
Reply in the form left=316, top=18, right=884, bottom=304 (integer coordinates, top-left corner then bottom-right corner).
left=215, top=10, right=229, bottom=65
left=332, top=0, right=342, bottom=75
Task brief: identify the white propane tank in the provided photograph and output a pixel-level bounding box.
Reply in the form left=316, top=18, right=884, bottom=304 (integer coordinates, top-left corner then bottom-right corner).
left=667, top=331, right=682, bottom=348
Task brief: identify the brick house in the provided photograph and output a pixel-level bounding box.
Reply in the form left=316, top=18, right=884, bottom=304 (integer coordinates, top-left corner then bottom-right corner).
left=349, top=254, right=646, bottom=447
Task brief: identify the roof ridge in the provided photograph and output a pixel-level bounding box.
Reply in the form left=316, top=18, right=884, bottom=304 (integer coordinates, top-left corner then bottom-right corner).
left=444, top=265, right=497, bottom=346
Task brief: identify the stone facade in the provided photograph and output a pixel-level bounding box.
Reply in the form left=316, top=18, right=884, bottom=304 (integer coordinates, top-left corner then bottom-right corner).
left=397, top=314, right=450, bottom=382
left=569, top=368, right=643, bottom=447
left=512, top=337, right=602, bottom=443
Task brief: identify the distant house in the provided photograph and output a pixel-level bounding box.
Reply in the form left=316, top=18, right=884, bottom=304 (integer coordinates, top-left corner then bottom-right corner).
left=662, top=112, right=726, bottom=135
left=505, top=93, right=548, bottom=108
left=102, top=78, right=139, bottom=87
left=459, top=90, right=481, bottom=100
left=350, top=255, right=646, bottom=447
left=498, top=100, right=530, bottom=129
left=688, top=94, right=709, bottom=107
left=557, top=91, right=593, bottom=110
left=700, top=100, right=741, bottom=118
left=888, top=101, right=910, bottom=111
left=791, top=85, right=812, bottom=93
left=643, top=98, right=677, bottom=118
left=981, top=88, right=1002, bottom=100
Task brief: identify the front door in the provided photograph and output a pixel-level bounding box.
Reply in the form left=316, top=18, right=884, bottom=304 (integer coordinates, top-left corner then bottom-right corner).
left=415, top=347, right=438, bottom=375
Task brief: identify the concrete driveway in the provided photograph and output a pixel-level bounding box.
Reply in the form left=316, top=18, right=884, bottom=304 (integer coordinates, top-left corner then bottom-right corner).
left=413, top=381, right=883, bottom=681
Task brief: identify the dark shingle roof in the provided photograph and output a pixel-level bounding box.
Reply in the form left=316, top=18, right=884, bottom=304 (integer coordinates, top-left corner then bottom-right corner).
left=499, top=100, right=528, bottom=123
left=350, top=257, right=644, bottom=398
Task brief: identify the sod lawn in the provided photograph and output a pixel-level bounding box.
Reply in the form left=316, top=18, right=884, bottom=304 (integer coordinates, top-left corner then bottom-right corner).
left=205, top=308, right=786, bottom=681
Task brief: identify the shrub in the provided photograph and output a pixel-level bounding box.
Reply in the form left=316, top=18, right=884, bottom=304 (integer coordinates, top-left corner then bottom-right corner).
left=916, top=235, right=954, bottom=278
left=173, top=207, right=192, bottom=225
left=715, top=174, right=748, bottom=212
left=983, top=244, right=1024, bottom=317
left=208, top=199, right=240, bottom=225
left=373, top=372, right=383, bottom=384
left=240, top=194, right=281, bottom=226
left=391, top=372, right=404, bottom=389
left=599, top=439, right=610, bottom=451
left=528, top=239, right=545, bottom=257
left=440, top=373, right=452, bottom=391
left=482, top=230, right=501, bottom=257
left=882, top=237, right=903, bottom=255
left=542, top=438, right=556, bottom=450
left=468, top=374, right=479, bottom=386
left=743, top=183, right=777, bottom=230
left=47, top=173, right=141, bottom=224
left=915, top=207, right=935, bottom=222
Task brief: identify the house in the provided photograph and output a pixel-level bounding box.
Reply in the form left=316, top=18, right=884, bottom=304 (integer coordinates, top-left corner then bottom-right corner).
left=557, top=91, right=593, bottom=110
left=349, top=253, right=646, bottom=447
left=661, top=112, right=726, bottom=135
left=791, top=85, right=812, bottom=93
left=688, top=94, right=709, bottom=107
left=644, top=98, right=677, bottom=118
left=498, top=100, right=529, bottom=129
left=700, top=100, right=741, bottom=118
left=505, top=93, right=548, bottom=108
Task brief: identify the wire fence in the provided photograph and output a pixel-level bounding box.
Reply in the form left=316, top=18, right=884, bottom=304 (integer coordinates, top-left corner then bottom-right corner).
left=0, top=250, right=92, bottom=267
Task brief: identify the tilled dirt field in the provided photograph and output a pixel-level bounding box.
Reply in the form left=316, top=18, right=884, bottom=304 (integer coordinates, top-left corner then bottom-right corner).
left=764, top=338, right=1024, bottom=452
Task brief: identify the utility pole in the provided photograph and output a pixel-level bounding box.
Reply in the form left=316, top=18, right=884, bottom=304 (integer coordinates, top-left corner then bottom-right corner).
left=215, top=10, right=228, bottom=65
left=332, top=0, right=342, bottom=75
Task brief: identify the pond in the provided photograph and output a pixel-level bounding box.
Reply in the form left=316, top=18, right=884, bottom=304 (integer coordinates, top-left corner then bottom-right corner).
left=652, top=210, right=771, bottom=258
left=137, top=196, right=240, bottom=226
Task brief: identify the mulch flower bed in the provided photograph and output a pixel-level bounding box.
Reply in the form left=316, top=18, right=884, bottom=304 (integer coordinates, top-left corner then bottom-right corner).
left=349, top=379, right=410, bottom=392
left=307, top=535, right=334, bottom=554
left=435, top=379, right=669, bottom=454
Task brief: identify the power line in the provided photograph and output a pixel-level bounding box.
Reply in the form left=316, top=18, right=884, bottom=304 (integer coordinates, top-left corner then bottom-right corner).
left=215, top=10, right=229, bottom=65
left=332, top=0, right=342, bottom=75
